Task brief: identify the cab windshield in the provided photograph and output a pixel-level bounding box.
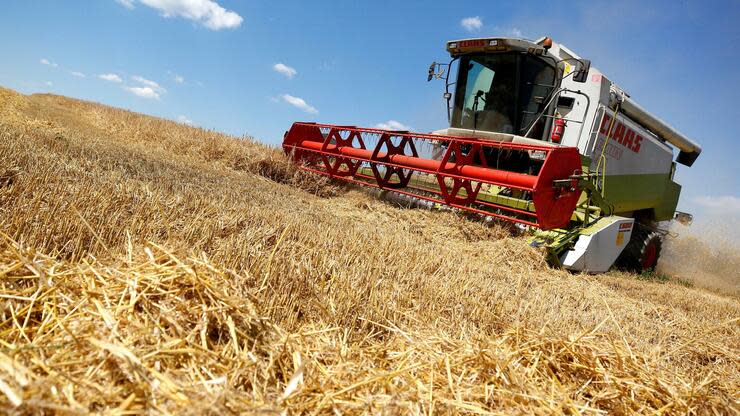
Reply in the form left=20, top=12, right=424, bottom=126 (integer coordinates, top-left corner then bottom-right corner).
left=451, top=53, right=556, bottom=138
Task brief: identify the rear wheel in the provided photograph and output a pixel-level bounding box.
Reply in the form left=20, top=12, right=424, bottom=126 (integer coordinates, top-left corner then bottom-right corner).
left=616, top=227, right=663, bottom=272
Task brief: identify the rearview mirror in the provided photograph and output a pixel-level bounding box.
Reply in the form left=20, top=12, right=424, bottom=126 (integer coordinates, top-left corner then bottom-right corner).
left=573, top=59, right=591, bottom=83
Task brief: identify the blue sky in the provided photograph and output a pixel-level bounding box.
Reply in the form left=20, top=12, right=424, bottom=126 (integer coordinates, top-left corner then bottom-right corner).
left=1, top=0, right=738, bottom=230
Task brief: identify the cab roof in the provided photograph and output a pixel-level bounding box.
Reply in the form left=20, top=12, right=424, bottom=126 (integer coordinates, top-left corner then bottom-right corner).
left=446, top=37, right=552, bottom=58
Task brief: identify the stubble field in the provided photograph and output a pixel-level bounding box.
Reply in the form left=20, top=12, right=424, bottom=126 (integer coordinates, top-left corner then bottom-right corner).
left=0, top=87, right=738, bottom=414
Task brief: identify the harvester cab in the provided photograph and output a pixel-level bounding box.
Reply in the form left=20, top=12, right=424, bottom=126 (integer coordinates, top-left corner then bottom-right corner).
left=282, top=36, right=701, bottom=273
left=431, top=37, right=588, bottom=140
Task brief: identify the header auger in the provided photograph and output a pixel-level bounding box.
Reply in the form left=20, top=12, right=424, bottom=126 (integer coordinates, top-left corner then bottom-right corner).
left=283, top=36, right=701, bottom=273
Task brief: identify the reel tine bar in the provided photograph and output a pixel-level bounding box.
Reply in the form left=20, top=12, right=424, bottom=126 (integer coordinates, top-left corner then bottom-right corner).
left=283, top=122, right=583, bottom=230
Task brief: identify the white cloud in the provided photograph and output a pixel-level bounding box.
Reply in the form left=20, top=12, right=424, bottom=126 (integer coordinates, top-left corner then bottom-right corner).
left=273, top=63, right=297, bottom=79
left=70, top=71, right=86, bottom=78
left=40, top=58, right=58, bottom=68
left=281, top=94, right=318, bottom=114
left=99, top=73, right=123, bottom=83
left=131, top=75, right=166, bottom=93
left=116, top=0, right=135, bottom=9
left=124, top=86, right=161, bottom=100
left=693, top=195, right=740, bottom=214
left=461, top=16, right=483, bottom=32
left=45, top=81, right=53, bottom=87
left=177, top=115, right=194, bottom=125
left=374, top=120, right=412, bottom=131
left=118, top=0, right=243, bottom=30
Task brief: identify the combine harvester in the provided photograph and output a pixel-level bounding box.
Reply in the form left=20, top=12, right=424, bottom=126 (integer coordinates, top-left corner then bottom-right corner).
left=282, top=37, right=701, bottom=273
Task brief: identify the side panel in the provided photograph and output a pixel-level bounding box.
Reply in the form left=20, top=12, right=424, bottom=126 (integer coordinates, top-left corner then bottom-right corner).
left=600, top=173, right=672, bottom=215
left=558, top=68, right=610, bottom=152
left=653, top=179, right=681, bottom=221
left=585, top=107, right=676, bottom=215
left=587, top=107, right=674, bottom=175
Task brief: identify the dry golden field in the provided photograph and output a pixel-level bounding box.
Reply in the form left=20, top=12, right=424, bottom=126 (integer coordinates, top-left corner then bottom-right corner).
left=0, top=86, right=738, bottom=414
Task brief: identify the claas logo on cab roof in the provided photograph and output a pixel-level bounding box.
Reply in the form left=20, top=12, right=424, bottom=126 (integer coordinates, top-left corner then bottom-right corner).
left=447, top=38, right=506, bottom=54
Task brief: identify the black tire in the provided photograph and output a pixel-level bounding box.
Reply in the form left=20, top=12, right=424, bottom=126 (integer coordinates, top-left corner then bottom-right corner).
left=616, top=227, right=663, bottom=272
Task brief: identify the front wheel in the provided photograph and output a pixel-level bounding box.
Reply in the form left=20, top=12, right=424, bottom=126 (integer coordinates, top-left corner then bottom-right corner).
left=616, top=227, right=663, bottom=272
